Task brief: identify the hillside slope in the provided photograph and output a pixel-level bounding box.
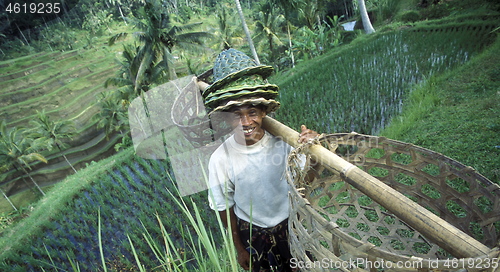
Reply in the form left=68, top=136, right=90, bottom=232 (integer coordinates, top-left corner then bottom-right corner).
left=0, top=47, right=122, bottom=199
left=380, top=35, right=500, bottom=184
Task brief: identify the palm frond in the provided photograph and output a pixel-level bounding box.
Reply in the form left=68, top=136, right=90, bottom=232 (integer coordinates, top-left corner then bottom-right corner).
left=19, top=153, right=48, bottom=169
left=176, top=32, right=213, bottom=44
left=105, top=77, right=133, bottom=88
left=109, top=32, right=129, bottom=46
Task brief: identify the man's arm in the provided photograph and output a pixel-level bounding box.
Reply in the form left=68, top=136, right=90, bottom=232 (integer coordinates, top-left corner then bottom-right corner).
left=219, top=207, right=251, bottom=270
left=299, top=125, right=322, bottom=184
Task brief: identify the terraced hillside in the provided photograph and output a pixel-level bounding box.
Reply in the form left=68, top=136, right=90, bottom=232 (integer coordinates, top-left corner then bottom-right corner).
left=0, top=48, right=122, bottom=197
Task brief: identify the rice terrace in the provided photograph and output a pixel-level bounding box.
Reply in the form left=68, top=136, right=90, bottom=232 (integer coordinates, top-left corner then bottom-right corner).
left=0, top=0, right=499, bottom=271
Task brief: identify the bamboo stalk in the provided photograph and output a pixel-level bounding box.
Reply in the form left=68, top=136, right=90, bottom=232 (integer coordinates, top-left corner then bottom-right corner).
left=262, top=116, right=491, bottom=258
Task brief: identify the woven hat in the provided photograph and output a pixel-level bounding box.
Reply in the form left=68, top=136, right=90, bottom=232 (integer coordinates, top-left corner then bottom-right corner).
left=203, top=49, right=280, bottom=114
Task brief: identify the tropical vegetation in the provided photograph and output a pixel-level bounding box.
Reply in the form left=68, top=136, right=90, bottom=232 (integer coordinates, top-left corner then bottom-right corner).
left=0, top=0, right=499, bottom=270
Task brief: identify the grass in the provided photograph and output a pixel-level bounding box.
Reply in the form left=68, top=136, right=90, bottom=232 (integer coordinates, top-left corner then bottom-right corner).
left=38, top=190, right=243, bottom=272
left=0, top=189, right=40, bottom=212
left=273, top=20, right=496, bottom=136
left=381, top=35, right=500, bottom=184
left=0, top=143, right=246, bottom=271
left=0, top=22, right=133, bottom=202
left=283, top=30, right=500, bottom=260
left=0, top=144, right=236, bottom=271
left=0, top=150, right=128, bottom=256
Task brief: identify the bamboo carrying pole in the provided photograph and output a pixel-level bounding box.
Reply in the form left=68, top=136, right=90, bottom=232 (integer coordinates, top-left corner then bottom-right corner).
left=262, top=116, right=491, bottom=259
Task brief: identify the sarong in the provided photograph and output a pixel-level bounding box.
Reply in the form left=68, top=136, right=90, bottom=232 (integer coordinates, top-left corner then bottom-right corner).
left=238, top=219, right=293, bottom=272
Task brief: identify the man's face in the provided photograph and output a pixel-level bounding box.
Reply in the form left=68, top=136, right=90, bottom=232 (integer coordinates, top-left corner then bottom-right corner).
left=229, top=105, right=267, bottom=146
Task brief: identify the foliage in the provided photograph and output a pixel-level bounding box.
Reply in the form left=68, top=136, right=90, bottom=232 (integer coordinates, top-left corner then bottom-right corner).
left=104, top=43, right=147, bottom=99
left=0, top=46, right=125, bottom=202
left=0, top=121, right=48, bottom=196
left=128, top=192, right=242, bottom=271
left=25, top=110, right=78, bottom=173
left=0, top=149, right=225, bottom=271
left=253, top=2, right=287, bottom=66
left=212, top=2, right=244, bottom=50
left=381, top=35, right=500, bottom=183
left=399, top=10, right=421, bottom=23
left=274, top=22, right=496, bottom=135
left=108, top=0, right=211, bottom=89
left=296, top=0, right=325, bottom=31
left=292, top=15, right=344, bottom=62
left=82, top=9, right=114, bottom=36
left=0, top=206, right=32, bottom=232
left=372, top=0, right=402, bottom=23
left=93, top=91, right=129, bottom=139
left=25, top=110, right=76, bottom=152
left=418, top=2, right=451, bottom=20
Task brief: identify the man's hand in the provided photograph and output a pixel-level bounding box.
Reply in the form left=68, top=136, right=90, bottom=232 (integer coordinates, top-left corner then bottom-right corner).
left=298, top=125, right=319, bottom=144
left=237, top=248, right=251, bottom=270
left=220, top=208, right=252, bottom=270
left=299, top=125, right=321, bottom=184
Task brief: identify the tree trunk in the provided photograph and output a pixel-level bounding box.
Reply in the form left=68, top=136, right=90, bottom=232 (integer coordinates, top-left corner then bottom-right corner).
left=117, top=5, right=127, bottom=25
left=20, top=166, right=45, bottom=196
left=287, top=23, right=295, bottom=68
left=234, top=0, right=260, bottom=64
left=0, top=187, right=17, bottom=211
left=63, top=154, right=77, bottom=173
left=56, top=143, right=77, bottom=173
left=357, top=0, right=375, bottom=34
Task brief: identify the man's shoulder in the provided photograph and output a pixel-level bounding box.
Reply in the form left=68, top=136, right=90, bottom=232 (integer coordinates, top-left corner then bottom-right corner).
left=265, top=132, right=291, bottom=150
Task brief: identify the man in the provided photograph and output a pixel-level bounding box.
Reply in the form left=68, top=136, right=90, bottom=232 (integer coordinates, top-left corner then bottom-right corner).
left=204, top=49, right=318, bottom=271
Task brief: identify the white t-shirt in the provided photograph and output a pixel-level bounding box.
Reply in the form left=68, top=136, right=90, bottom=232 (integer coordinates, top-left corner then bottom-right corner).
left=208, top=131, right=292, bottom=228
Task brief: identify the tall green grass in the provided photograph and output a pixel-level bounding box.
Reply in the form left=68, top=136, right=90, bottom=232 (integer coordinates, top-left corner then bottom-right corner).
left=127, top=191, right=241, bottom=272
left=0, top=147, right=228, bottom=271
left=31, top=170, right=242, bottom=272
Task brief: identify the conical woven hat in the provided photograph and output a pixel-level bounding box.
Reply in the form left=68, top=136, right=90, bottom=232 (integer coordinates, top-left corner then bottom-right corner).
left=203, top=48, right=274, bottom=97
left=210, top=97, right=280, bottom=115
left=204, top=49, right=280, bottom=114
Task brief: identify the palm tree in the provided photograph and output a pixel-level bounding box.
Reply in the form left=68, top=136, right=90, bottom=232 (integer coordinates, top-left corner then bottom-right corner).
left=109, top=0, right=211, bottom=91
left=298, top=0, right=320, bottom=31
left=25, top=110, right=77, bottom=173
left=106, top=42, right=179, bottom=98
left=0, top=121, right=48, bottom=196
left=234, top=0, right=260, bottom=64
left=105, top=44, right=147, bottom=97
left=358, top=0, right=375, bottom=34
left=214, top=2, right=244, bottom=50
left=93, top=91, right=129, bottom=139
left=267, top=0, right=305, bottom=67
left=253, top=3, right=287, bottom=66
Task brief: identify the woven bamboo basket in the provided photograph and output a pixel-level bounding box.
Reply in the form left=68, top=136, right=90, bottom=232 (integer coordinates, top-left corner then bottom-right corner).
left=286, top=132, right=500, bottom=271
left=170, top=74, right=232, bottom=147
